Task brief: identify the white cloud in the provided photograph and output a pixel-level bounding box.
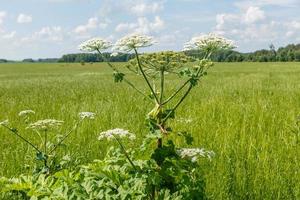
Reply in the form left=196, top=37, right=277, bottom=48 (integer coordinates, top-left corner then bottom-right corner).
left=130, top=2, right=164, bottom=15
left=234, top=0, right=299, bottom=8
left=215, top=6, right=266, bottom=34
left=0, top=11, right=7, bottom=33
left=244, top=6, right=265, bottom=24
left=2, top=31, right=16, bottom=39
left=17, top=14, right=32, bottom=24
left=284, top=20, right=300, bottom=38
left=216, top=13, right=240, bottom=30
left=0, top=11, right=6, bottom=24
left=115, top=16, right=164, bottom=34
left=28, top=26, right=64, bottom=42
left=74, top=17, right=107, bottom=35
left=214, top=3, right=300, bottom=51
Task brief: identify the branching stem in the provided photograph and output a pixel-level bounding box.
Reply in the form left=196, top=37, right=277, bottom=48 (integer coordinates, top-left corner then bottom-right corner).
left=134, top=48, right=159, bottom=104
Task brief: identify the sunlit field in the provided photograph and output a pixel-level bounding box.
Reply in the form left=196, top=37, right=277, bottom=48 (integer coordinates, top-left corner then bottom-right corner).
left=0, top=62, right=300, bottom=199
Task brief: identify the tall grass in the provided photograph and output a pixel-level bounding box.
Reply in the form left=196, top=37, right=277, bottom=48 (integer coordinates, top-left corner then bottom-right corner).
left=0, top=62, right=299, bottom=199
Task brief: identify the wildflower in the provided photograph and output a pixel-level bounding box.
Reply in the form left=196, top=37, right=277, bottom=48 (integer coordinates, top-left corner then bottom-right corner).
left=98, top=128, right=136, bottom=141
left=79, top=112, right=95, bottom=120
left=184, top=33, right=236, bottom=52
left=176, top=118, right=193, bottom=124
left=177, top=148, right=215, bottom=162
left=18, top=110, right=35, bottom=117
left=0, top=120, right=9, bottom=126
left=113, top=33, right=155, bottom=52
left=27, top=119, right=64, bottom=131
left=110, top=52, right=119, bottom=57
left=79, top=38, right=112, bottom=52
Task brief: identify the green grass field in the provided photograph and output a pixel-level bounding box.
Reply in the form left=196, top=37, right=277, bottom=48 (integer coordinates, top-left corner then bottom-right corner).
left=0, top=62, right=300, bottom=199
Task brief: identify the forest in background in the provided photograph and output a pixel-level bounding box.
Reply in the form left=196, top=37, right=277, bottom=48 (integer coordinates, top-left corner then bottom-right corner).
left=1, top=43, right=300, bottom=63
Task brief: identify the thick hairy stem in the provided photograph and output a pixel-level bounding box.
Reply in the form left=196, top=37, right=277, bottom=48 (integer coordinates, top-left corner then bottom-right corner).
left=157, top=137, right=163, bottom=149
left=114, top=136, right=137, bottom=171
left=134, top=48, right=159, bottom=104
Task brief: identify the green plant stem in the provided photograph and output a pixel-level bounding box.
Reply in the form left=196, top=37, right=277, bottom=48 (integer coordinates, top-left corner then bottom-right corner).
left=162, top=67, right=203, bottom=124
left=96, top=50, right=151, bottom=102
left=134, top=48, right=159, bottom=104
left=162, top=78, right=190, bottom=105
left=1, top=124, right=42, bottom=154
left=105, top=62, right=152, bottom=102
left=49, top=120, right=81, bottom=154
left=44, top=130, right=47, bottom=155
left=113, top=135, right=137, bottom=171
left=159, top=70, right=164, bottom=103
left=162, top=53, right=212, bottom=106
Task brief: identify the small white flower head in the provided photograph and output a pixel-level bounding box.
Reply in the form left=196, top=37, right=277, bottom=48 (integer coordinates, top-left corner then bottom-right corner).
left=98, top=128, right=136, bottom=141
left=176, top=118, right=193, bottom=124
left=78, top=38, right=112, bottom=52
left=79, top=112, right=95, bottom=120
left=113, top=33, right=155, bottom=52
left=27, top=119, right=64, bottom=131
left=18, top=110, right=35, bottom=117
left=0, top=120, right=9, bottom=126
left=177, top=148, right=215, bottom=162
left=184, top=33, right=236, bottom=52
left=110, top=52, right=119, bottom=57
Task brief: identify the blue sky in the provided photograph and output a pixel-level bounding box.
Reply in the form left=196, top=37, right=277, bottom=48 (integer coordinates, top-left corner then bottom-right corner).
left=0, top=0, right=300, bottom=60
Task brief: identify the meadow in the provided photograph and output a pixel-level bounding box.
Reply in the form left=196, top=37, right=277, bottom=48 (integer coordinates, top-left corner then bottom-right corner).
left=0, top=62, right=300, bottom=199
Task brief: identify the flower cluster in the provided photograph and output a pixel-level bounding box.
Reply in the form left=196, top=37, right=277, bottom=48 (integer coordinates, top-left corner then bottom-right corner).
left=126, top=51, right=190, bottom=75
left=177, top=148, right=215, bottom=162
left=78, top=38, right=112, bottom=52
left=18, top=110, right=35, bottom=117
left=98, top=128, right=136, bottom=141
left=27, top=119, right=64, bottom=131
left=113, top=33, right=155, bottom=52
left=184, top=33, right=236, bottom=53
left=0, top=120, right=9, bottom=126
left=79, top=112, right=95, bottom=120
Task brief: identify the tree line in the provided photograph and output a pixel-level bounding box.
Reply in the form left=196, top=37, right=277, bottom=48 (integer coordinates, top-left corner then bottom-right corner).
left=185, top=44, right=300, bottom=62
left=1, top=43, right=300, bottom=63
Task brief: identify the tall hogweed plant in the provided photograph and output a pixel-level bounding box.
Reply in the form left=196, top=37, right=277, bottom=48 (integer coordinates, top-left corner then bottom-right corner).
left=0, top=33, right=235, bottom=200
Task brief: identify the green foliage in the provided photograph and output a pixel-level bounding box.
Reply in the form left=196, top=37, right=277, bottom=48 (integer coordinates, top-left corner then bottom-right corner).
left=1, top=62, right=300, bottom=199
left=58, top=53, right=135, bottom=63
left=0, top=146, right=206, bottom=199
left=185, top=43, right=300, bottom=62
left=113, top=71, right=125, bottom=83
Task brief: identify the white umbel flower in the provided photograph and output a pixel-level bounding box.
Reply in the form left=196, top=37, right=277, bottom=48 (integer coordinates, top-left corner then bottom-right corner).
left=184, top=33, right=236, bottom=52
left=113, top=33, right=155, bottom=52
left=110, top=52, right=119, bottom=57
left=79, top=38, right=112, bottom=52
left=18, top=110, right=35, bottom=117
left=27, top=119, right=64, bottom=131
left=98, top=128, right=136, bottom=141
left=177, top=148, right=215, bottom=162
left=79, top=112, right=95, bottom=120
left=0, top=120, right=9, bottom=126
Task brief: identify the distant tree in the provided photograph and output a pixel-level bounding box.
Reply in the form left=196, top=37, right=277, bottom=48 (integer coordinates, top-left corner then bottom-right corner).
left=22, top=58, right=35, bottom=62
left=294, top=50, right=300, bottom=61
